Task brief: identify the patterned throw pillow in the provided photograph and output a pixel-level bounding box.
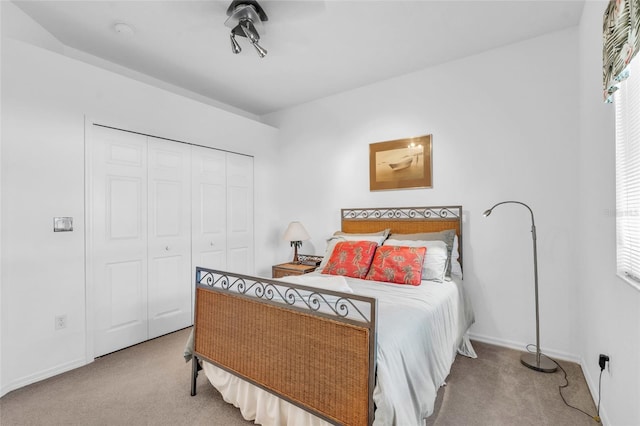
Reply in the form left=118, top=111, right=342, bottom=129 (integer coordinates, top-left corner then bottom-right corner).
left=365, top=246, right=426, bottom=285
left=321, top=241, right=378, bottom=279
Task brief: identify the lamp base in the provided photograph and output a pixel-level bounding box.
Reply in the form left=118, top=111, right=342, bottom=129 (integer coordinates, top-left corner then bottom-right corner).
left=520, top=351, right=557, bottom=373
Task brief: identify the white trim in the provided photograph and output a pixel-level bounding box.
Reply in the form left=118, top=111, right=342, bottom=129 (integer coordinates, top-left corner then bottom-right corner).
left=468, top=332, right=580, bottom=363
left=617, top=272, right=640, bottom=292
left=0, top=357, right=90, bottom=397
left=84, top=117, right=96, bottom=362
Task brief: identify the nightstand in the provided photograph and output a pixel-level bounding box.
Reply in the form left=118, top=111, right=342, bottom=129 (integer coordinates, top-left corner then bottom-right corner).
left=272, top=262, right=317, bottom=278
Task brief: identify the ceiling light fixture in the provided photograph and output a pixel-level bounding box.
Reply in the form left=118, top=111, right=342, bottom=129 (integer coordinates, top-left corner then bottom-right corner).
left=113, top=22, right=135, bottom=37
left=225, top=0, right=268, bottom=58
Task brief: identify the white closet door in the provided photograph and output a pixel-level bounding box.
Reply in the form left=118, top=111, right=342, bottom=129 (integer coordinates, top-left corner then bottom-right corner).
left=147, top=137, right=192, bottom=338
left=227, top=154, right=254, bottom=275
left=91, top=126, right=148, bottom=357
left=90, top=127, right=255, bottom=355
left=191, top=146, right=227, bottom=284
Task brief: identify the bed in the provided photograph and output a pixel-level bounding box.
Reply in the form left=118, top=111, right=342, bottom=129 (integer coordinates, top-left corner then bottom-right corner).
left=188, top=206, right=475, bottom=426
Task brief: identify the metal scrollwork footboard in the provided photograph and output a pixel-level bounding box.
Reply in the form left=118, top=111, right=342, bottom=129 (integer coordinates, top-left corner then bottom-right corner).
left=191, top=267, right=378, bottom=426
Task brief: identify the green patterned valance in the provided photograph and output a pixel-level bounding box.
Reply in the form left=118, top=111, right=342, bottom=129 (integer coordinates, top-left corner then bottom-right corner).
left=603, top=0, right=640, bottom=102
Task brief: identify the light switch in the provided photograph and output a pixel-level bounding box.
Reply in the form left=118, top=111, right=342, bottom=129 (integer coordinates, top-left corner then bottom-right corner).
left=54, top=217, right=73, bottom=232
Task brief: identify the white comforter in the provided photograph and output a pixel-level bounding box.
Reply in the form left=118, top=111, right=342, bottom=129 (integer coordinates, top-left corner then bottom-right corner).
left=202, top=273, right=476, bottom=426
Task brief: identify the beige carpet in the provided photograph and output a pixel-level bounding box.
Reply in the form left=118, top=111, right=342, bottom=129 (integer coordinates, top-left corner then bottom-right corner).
left=426, top=341, right=598, bottom=426
left=0, top=328, right=598, bottom=425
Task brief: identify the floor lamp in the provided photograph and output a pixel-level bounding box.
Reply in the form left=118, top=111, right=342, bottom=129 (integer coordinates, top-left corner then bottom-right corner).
left=483, top=201, right=557, bottom=373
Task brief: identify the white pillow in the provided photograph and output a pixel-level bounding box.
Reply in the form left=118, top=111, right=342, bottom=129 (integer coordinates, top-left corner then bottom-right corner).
left=451, top=235, right=463, bottom=278
left=339, top=234, right=388, bottom=244
left=383, top=239, right=448, bottom=282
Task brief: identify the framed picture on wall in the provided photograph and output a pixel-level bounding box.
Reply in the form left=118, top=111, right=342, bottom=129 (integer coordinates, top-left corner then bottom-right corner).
left=369, top=134, right=432, bottom=191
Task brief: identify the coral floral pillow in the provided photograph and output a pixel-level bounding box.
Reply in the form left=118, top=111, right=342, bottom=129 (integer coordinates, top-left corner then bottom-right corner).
left=321, top=241, right=378, bottom=279
left=365, top=246, right=426, bottom=285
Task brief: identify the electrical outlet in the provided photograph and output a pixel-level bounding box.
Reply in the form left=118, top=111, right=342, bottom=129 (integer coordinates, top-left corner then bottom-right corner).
left=55, top=314, right=67, bottom=330
left=599, top=353, right=610, bottom=371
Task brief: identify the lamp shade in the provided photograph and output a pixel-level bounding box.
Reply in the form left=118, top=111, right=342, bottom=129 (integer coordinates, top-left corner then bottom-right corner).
left=283, top=221, right=310, bottom=242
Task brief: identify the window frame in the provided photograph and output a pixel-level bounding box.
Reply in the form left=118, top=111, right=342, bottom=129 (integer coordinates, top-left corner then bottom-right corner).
left=615, top=59, right=640, bottom=291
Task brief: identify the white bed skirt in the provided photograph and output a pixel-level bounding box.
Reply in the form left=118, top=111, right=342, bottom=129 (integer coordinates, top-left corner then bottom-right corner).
left=203, top=361, right=330, bottom=426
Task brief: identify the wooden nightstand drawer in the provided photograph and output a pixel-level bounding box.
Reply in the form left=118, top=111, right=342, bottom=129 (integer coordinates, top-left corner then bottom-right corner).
left=272, top=263, right=317, bottom=278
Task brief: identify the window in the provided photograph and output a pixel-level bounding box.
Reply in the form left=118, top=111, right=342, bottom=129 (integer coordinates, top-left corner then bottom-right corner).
left=615, top=59, right=640, bottom=289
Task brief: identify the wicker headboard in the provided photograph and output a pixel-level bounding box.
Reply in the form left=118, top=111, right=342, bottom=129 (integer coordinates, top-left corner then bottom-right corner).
left=341, top=206, right=463, bottom=269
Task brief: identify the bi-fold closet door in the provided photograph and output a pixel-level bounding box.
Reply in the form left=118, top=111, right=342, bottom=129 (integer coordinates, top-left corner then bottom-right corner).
left=90, top=125, right=253, bottom=357
left=147, top=136, right=192, bottom=340
left=191, top=146, right=254, bottom=284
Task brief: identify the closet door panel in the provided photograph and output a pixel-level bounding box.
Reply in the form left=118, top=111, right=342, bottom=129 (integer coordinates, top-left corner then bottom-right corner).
left=192, top=146, right=227, bottom=277
left=91, top=125, right=148, bottom=357
left=148, top=137, right=192, bottom=338
left=197, top=181, right=226, bottom=269
left=227, top=154, right=254, bottom=275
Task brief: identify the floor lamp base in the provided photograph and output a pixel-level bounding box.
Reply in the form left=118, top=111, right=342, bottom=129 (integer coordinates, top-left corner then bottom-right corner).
left=520, top=352, right=557, bottom=373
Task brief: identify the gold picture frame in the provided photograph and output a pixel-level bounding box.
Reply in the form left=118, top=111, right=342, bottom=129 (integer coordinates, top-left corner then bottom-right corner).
left=369, top=134, right=432, bottom=191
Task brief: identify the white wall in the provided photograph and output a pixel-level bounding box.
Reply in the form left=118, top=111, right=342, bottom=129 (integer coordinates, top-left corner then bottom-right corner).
left=265, top=28, right=580, bottom=361
left=577, top=2, right=640, bottom=425
left=1, top=5, right=279, bottom=395
left=0, top=0, right=3, bottom=397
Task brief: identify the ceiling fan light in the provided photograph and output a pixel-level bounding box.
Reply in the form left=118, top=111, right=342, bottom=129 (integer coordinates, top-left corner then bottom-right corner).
left=240, top=19, right=260, bottom=44
left=224, top=1, right=268, bottom=59
left=225, top=3, right=265, bottom=32
left=230, top=33, right=242, bottom=54
left=252, top=41, right=267, bottom=58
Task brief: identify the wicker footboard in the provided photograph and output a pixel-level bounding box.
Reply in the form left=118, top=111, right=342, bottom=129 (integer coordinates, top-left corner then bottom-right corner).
left=192, top=268, right=378, bottom=426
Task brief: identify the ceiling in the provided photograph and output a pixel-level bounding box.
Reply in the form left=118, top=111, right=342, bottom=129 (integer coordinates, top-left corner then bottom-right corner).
left=13, top=0, right=585, bottom=117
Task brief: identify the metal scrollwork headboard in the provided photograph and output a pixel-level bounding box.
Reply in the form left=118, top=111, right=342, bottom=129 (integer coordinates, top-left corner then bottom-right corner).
left=341, top=206, right=463, bottom=270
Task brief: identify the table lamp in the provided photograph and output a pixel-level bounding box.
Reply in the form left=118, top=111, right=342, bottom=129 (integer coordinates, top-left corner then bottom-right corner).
left=283, top=221, right=310, bottom=263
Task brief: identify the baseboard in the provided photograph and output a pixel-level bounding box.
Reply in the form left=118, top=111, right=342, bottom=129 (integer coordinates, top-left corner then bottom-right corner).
left=468, top=332, right=581, bottom=363
left=0, top=357, right=91, bottom=398
left=579, top=355, right=610, bottom=426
